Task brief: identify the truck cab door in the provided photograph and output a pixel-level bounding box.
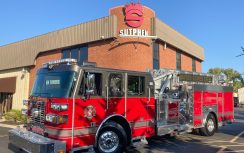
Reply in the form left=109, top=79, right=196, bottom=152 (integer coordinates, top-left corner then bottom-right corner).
left=76, top=71, right=106, bottom=127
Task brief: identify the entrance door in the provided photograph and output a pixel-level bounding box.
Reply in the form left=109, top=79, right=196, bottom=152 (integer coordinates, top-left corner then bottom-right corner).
left=0, top=93, right=13, bottom=117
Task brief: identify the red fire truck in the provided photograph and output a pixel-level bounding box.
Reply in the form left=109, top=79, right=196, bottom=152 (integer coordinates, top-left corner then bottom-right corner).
left=8, top=59, right=234, bottom=153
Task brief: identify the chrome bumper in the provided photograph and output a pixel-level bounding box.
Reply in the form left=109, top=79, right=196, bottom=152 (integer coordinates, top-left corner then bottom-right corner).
left=8, top=128, right=66, bottom=153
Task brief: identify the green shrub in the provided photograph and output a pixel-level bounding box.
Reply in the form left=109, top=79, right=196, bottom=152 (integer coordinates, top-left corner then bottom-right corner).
left=4, top=109, right=27, bottom=124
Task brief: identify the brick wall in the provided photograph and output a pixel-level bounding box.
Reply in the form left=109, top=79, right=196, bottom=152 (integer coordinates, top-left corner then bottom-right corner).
left=29, top=50, right=61, bottom=92
left=158, top=41, right=202, bottom=72
left=181, top=53, right=193, bottom=72
left=196, top=60, right=202, bottom=72
left=159, top=43, right=176, bottom=69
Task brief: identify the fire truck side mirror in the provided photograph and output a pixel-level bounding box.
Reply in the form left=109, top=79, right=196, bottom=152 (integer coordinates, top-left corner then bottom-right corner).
left=85, top=73, right=95, bottom=99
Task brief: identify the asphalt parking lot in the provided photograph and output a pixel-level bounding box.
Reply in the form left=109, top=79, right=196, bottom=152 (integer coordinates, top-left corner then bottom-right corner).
left=126, top=107, right=244, bottom=153
left=1, top=108, right=244, bottom=153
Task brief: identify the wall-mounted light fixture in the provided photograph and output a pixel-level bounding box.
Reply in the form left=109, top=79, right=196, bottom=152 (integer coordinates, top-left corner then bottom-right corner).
left=21, top=68, right=28, bottom=75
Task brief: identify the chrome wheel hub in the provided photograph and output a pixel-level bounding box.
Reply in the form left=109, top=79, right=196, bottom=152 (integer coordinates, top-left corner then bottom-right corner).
left=98, top=131, right=119, bottom=152
left=207, top=119, right=215, bottom=132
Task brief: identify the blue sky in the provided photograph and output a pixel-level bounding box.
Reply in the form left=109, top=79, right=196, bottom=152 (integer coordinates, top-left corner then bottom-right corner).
left=0, top=0, right=244, bottom=73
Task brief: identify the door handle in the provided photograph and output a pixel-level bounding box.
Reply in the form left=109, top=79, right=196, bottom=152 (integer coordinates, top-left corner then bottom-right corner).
left=147, top=87, right=151, bottom=104
left=106, top=86, right=109, bottom=110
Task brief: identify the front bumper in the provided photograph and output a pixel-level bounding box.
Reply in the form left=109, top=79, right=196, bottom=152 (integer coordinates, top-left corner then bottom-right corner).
left=8, top=128, right=66, bottom=153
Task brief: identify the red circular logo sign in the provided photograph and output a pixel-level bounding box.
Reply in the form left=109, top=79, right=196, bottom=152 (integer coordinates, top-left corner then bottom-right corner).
left=84, top=105, right=96, bottom=120
left=125, top=3, right=144, bottom=28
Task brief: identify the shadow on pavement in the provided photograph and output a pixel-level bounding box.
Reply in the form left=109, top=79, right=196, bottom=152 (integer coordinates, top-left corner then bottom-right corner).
left=125, top=135, right=228, bottom=153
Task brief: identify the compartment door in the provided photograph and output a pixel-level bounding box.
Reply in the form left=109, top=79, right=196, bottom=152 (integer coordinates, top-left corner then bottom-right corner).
left=193, top=91, right=203, bottom=127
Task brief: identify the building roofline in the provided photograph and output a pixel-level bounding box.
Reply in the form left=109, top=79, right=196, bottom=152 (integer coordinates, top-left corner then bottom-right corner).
left=153, top=18, right=204, bottom=61
left=0, top=15, right=118, bottom=71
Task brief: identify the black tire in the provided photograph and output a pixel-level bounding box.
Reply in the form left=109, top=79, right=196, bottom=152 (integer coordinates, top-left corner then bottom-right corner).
left=95, top=121, right=127, bottom=153
left=191, top=128, right=200, bottom=135
left=165, top=133, right=176, bottom=139
left=200, top=113, right=217, bottom=136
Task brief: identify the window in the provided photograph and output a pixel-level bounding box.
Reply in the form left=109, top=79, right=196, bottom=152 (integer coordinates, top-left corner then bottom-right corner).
left=62, top=50, right=70, bottom=59
left=79, top=46, right=88, bottom=65
left=127, top=75, right=145, bottom=96
left=61, top=45, right=88, bottom=65
left=109, top=74, right=123, bottom=97
left=79, top=72, right=102, bottom=96
left=192, top=58, right=196, bottom=72
left=71, top=48, right=79, bottom=60
left=176, top=51, right=181, bottom=70
left=31, top=71, right=76, bottom=98
left=153, top=42, right=159, bottom=69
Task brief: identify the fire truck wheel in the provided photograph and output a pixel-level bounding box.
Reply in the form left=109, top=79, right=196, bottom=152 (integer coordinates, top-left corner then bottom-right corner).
left=200, top=113, right=217, bottom=136
left=96, top=121, right=127, bottom=153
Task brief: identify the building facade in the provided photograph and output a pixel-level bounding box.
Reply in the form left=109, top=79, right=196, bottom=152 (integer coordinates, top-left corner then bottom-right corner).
left=238, top=87, right=244, bottom=107
left=0, top=3, right=204, bottom=111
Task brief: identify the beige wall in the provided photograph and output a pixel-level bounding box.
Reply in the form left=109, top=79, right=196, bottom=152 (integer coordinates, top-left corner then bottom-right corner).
left=0, top=68, right=29, bottom=110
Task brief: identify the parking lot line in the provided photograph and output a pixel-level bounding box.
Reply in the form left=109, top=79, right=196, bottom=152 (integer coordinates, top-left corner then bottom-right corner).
left=224, top=150, right=244, bottom=153
left=230, top=131, right=244, bottom=143
left=217, top=146, right=226, bottom=153
left=215, top=144, right=244, bottom=147
left=0, top=135, right=7, bottom=138
left=216, top=130, right=244, bottom=153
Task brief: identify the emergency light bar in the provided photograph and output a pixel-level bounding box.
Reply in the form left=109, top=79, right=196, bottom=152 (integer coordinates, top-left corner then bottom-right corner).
left=42, top=58, right=77, bottom=68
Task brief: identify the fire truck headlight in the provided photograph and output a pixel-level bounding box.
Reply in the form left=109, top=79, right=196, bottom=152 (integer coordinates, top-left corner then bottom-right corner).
left=46, top=114, right=57, bottom=123
left=46, top=114, right=68, bottom=124
left=51, top=103, right=68, bottom=111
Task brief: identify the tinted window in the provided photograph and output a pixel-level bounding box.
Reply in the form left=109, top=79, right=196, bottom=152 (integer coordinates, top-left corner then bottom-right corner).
left=192, top=58, right=196, bottom=72
left=79, top=72, right=102, bottom=96
left=79, top=46, right=88, bottom=65
left=176, top=51, right=181, bottom=70
left=62, top=50, right=70, bottom=58
left=71, top=48, right=79, bottom=61
left=153, top=42, right=159, bottom=69
left=128, top=76, right=145, bottom=96
left=109, top=74, right=123, bottom=97
left=62, top=45, right=88, bottom=65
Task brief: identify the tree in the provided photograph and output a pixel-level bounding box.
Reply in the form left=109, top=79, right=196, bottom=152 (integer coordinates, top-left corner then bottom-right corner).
left=208, top=68, right=222, bottom=75
left=208, top=68, right=244, bottom=92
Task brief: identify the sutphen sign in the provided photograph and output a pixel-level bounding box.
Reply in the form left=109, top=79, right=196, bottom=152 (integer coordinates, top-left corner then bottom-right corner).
left=119, top=28, right=148, bottom=37
left=119, top=3, right=153, bottom=38
left=125, top=3, right=144, bottom=28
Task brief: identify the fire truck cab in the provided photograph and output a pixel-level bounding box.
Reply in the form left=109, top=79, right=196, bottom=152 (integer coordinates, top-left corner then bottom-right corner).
left=8, top=59, right=234, bottom=153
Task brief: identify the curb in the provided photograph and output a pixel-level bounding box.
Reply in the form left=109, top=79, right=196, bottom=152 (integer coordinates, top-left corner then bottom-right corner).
left=0, top=118, right=24, bottom=129
left=0, top=123, right=23, bottom=129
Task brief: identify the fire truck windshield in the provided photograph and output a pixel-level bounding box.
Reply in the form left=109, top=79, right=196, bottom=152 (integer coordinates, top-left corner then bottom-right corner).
left=31, top=71, right=77, bottom=98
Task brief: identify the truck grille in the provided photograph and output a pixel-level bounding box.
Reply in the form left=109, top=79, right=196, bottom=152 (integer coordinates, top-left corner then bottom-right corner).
left=30, top=101, right=45, bottom=126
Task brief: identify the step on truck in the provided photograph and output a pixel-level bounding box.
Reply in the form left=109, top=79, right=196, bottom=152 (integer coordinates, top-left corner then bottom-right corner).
left=8, top=59, right=234, bottom=153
